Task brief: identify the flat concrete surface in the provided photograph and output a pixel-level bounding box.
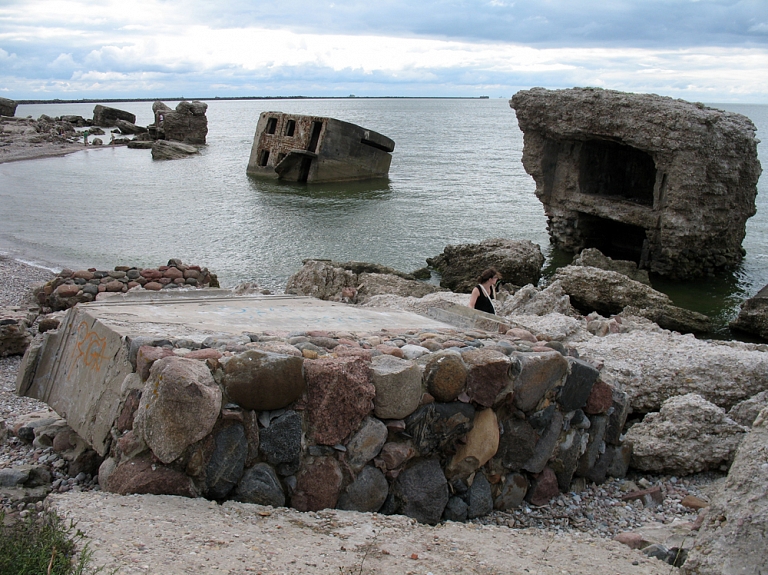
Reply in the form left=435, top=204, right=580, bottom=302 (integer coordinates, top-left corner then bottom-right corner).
left=86, top=291, right=453, bottom=339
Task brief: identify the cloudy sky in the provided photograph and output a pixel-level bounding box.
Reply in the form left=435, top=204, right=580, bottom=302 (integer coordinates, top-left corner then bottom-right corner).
left=1, top=0, right=767, bottom=102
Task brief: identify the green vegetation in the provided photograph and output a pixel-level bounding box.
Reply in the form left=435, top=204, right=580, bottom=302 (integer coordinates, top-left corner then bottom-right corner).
left=0, top=509, right=105, bottom=575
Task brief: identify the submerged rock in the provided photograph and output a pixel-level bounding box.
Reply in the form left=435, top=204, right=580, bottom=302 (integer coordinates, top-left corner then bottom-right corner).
left=730, top=283, right=768, bottom=341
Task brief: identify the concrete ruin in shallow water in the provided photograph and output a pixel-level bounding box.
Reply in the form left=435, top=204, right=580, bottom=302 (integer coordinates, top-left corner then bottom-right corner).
left=246, top=112, right=395, bottom=183
left=510, top=88, right=762, bottom=279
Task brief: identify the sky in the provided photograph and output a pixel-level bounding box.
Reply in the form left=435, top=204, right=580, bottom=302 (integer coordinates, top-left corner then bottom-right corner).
left=1, top=0, right=767, bottom=102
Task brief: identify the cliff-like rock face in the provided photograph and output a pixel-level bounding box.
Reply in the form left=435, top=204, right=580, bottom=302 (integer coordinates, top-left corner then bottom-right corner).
left=510, top=87, right=762, bottom=279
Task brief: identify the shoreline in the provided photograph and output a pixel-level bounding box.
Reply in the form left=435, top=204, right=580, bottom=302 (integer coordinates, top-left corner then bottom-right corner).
left=0, top=141, right=91, bottom=164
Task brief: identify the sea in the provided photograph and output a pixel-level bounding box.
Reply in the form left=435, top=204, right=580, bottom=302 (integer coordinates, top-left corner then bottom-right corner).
left=1, top=98, right=766, bottom=337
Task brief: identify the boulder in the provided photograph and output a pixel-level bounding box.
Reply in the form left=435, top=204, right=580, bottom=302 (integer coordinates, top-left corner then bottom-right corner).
left=496, top=417, right=538, bottom=471
left=221, top=350, right=305, bottom=411
left=682, top=405, right=768, bottom=575
left=730, top=283, right=768, bottom=341
left=423, top=351, right=467, bottom=403
left=728, top=390, right=768, bottom=428
left=551, top=265, right=711, bottom=334
left=497, top=281, right=579, bottom=317
left=511, top=351, right=569, bottom=413
left=370, top=355, right=422, bottom=419
left=575, top=330, right=768, bottom=413
left=0, top=307, right=35, bottom=356
left=151, top=140, right=199, bottom=160
left=466, top=473, right=493, bottom=519
left=446, top=408, right=499, bottom=478
left=205, top=423, right=248, bottom=500
left=162, top=100, right=208, bottom=144
left=405, top=402, right=475, bottom=455
left=92, top=105, right=136, bottom=127
left=233, top=463, right=285, bottom=507
left=494, top=472, right=529, bottom=510
left=526, top=466, right=560, bottom=506
left=426, top=238, right=545, bottom=293
left=571, top=248, right=650, bottom=285
left=462, top=348, right=513, bottom=408
left=285, top=259, right=441, bottom=303
left=304, top=357, right=374, bottom=445
left=291, top=456, right=342, bottom=512
left=510, top=87, right=761, bottom=279
left=0, top=97, right=17, bottom=117
left=336, top=465, right=389, bottom=512
left=285, top=260, right=357, bottom=301
left=115, top=119, right=147, bottom=135
left=258, top=410, right=302, bottom=476
left=345, top=417, right=388, bottom=471
left=133, top=357, right=222, bottom=464
left=356, top=272, right=444, bottom=303
left=625, top=393, right=748, bottom=475
left=558, top=358, right=599, bottom=412
left=392, top=458, right=449, bottom=524
left=107, top=452, right=197, bottom=497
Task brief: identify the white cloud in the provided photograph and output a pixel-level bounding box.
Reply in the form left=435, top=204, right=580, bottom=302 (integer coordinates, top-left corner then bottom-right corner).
left=0, top=0, right=767, bottom=101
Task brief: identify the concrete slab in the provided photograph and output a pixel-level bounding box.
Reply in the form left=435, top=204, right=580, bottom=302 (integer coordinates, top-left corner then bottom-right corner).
left=427, top=304, right=512, bottom=334
left=16, top=291, right=453, bottom=456
left=78, top=291, right=454, bottom=339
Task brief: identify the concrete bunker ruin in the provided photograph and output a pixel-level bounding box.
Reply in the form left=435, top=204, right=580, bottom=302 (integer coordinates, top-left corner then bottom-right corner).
left=246, top=112, right=395, bottom=183
left=510, top=88, right=762, bottom=279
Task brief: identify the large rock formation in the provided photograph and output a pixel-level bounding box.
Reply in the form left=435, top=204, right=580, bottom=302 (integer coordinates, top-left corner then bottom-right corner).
left=92, top=105, right=136, bottom=127
left=510, top=88, right=762, bottom=279
left=426, top=238, right=545, bottom=292
left=682, top=405, right=768, bottom=575
left=0, top=97, right=17, bottom=117
left=153, top=100, right=208, bottom=145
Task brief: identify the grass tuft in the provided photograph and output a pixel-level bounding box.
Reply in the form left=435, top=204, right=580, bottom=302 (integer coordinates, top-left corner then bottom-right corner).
left=0, top=508, right=106, bottom=575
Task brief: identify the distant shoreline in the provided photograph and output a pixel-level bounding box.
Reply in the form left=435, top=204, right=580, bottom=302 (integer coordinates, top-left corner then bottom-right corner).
left=17, top=95, right=493, bottom=105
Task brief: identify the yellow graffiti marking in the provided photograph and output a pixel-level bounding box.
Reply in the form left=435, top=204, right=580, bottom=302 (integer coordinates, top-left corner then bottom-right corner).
left=75, top=321, right=110, bottom=371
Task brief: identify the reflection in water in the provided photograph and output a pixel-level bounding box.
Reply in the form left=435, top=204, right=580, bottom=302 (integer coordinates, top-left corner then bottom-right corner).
left=247, top=176, right=392, bottom=201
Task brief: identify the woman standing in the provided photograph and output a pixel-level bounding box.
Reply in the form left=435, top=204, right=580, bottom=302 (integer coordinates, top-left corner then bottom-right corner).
left=468, top=268, right=501, bottom=314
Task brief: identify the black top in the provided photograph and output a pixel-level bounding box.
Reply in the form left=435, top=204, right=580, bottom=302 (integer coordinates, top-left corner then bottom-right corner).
left=474, top=284, right=495, bottom=314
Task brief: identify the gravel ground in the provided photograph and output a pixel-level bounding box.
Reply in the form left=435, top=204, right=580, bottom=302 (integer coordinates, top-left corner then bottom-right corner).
left=1, top=255, right=722, bottom=573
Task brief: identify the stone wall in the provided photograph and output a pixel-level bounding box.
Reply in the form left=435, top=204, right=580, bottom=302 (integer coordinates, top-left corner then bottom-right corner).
left=34, top=259, right=219, bottom=312
left=509, top=88, right=762, bottom=279
left=94, top=326, right=629, bottom=524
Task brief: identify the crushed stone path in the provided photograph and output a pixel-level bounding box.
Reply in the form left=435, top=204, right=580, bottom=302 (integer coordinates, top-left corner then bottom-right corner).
left=48, top=491, right=673, bottom=575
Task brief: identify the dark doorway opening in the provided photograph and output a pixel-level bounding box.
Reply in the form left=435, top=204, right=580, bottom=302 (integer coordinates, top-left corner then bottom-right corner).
left=577, top=213, right=648, bottom=265
left=298, top=158, right=313, bottom=183
left=308, top=121, right=323, bottom=153
left=579, top=140, right=656, bottom=206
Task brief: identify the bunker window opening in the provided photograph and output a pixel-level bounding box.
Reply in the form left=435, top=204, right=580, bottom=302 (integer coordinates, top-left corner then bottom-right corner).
left=258, top=149, right=270, bottom=166
left=284, top=120, right=296, bottom=137
left=266, top=117, right=278, bottom=135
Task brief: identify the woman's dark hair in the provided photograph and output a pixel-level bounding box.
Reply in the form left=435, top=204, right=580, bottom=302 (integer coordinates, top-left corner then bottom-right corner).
left=478, top=268, right=500, bottom=283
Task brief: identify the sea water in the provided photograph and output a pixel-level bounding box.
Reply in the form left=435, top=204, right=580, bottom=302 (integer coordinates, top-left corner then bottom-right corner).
left=1, top=98, right=766, bottom=336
